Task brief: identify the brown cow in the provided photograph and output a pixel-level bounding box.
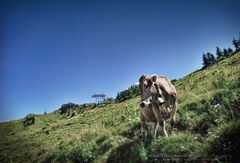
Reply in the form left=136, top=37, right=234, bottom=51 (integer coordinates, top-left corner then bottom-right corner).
left=139, top=74, right=177, bottom=140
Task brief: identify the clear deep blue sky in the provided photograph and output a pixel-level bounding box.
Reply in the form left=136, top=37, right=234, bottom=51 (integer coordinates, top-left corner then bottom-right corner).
left=1, top=0, right=240, bottom=121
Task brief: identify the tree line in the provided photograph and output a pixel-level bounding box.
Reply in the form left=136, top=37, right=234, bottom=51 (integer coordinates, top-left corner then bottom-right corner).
left=115, top=85, right=139, bottom=103
left=202, top=36, right=240, bottom=68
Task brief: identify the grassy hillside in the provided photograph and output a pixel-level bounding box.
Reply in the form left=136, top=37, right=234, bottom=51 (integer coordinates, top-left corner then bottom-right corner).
left=0, top=52, right=240, bottom=162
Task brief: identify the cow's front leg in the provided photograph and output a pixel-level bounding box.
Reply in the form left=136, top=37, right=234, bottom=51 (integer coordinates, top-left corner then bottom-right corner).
left=152, top=103, right=168, bottom=137
left=140, top=114, right=147, bottom=141
left=151, top=122, right=157, bottom=138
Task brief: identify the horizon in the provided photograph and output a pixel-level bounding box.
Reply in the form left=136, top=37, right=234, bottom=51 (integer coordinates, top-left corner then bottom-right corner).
left=1, top=0, right=240, bottom=122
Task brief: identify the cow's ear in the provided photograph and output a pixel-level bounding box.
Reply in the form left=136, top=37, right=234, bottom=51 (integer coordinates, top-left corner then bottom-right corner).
left=139, top=74, right=147, bottom=82
left=151, top=74, right=158, bottom=82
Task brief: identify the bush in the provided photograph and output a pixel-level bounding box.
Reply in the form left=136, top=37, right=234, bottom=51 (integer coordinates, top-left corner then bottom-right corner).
left=194, top=120, right=240, bottom=162
left=68, top=144, right=94, bottom=162
left=102, top=109, right=138, bottom=127
left=117, top=121, right=140, bottom=138
left=59, top=102, right=97, bottom=117
left=96, top=138, right=114, bottom=155
left=129, top=143, right=147, bottom=162
left=23, top=114, right=35, bottom=127
left=116, top=85, right=139, bottom=103
left=148, top=132, right=198, bottom=162
left=171, top=79, right=177, bottom=85
left=211, top=89, right=239, bottom=121
left=177, top=90, right=237, bottom=135
left=176, top=76, right=238, bottom=134
left=59, top=102, right=80, bottom=116
left=175, top=103, right=207, bottom=131
left=178, top=100, right=221, bottom=135
left=202, top=52, right=216, bottom=68
left=103, top=97, right=115, bottom=103
left=48, top=142, right=95, bottom=163
left=192, top=113, right=216, bottom=135
left=212, top=76, right=237, bottom=90
left=86, top=103, right=97, bottom=109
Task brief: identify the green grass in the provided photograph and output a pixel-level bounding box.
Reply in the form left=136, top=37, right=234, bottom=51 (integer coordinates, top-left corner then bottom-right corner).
left=0, top=52, right=240, bottom=162
left=148, top=132, right=200, bottom=162
left=193, top=120, right=240, bottom=162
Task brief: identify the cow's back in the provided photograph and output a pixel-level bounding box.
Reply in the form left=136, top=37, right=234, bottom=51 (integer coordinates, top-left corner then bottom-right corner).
left=157, top=76, right=177, bottom=97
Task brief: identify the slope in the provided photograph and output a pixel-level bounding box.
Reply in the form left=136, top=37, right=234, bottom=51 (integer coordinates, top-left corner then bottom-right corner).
left=0, top=52, right=240, bottom=162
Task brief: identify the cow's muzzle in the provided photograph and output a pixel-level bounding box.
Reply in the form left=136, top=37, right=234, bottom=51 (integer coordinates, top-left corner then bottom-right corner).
left=140, top=99, right=151, bottom=108
left=140, top=102, right=145, bottom=108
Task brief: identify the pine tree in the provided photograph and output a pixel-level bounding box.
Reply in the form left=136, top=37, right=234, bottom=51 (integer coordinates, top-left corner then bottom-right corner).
left=202, top=53, right=208, bottom=68
left=223, top=48, right=229, bottom=57
left=206, top=52, right=216, bottom=64
left=232, top=38, right=240, bottom=51
left=216, top=46, right=223, bottom=59
left=227, top=48, right=233, bottom=55
left=116, top=92, right=120, bottom=101
left=202, top=52, right=216, bottom=68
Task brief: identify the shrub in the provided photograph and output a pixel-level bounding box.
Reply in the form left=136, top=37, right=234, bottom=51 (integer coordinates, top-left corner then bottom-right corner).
left=103, top=97, right=115, bottom=104
left=212, top=76, right=237, bottom=90
left=194, top=120, right=240, bottom=162
left=96, top=139, right=113, bottom=155
left=95, top=136, right=123, bottom=157
left=59, top=102, right=79, bottom=116
left=192, top=113, right=216, bottom=135
left=59, top=102, right=97, bottom=117
left=175, top=105, right=200, bottom=131
left=117, top=121, right=140, bottom=138
left=184, top=102, right=198, bottom=111
left=129, top=143, right=147, bottom=162
left=202, top=52, right=216, bottom=68
left=148, top=132, right=198, bottom=162
left=211, top=89, right=239, bottom=121
left=68, top=144, right=94, bottom=162
left=87, top=103, right=97, bottom=109
left=171, top=79, right=177, bottom=85
left=115, top=85, right=139, bottom=103
left=102, top=109, right=138, bottom=127
left=48, top=142, right=95, bottom=163
left=23, top=114, right=35, bottom=127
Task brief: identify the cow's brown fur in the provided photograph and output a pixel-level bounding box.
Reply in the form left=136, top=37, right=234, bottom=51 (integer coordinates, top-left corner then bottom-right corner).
left=140, top=103, right=157, bottom=122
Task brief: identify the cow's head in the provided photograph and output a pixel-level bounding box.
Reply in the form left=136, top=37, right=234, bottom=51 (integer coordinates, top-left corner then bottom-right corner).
left=139, top=74, right=165, bottom=108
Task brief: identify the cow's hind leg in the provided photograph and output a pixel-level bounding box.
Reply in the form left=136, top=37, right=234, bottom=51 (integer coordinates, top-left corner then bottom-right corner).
left=169, top=116, right=175, bottom=135
left=170, top=102, right=177, bottom=134
left=169, top=102, right=177, bottom=135
left=159, top=120, right=168, bottom=137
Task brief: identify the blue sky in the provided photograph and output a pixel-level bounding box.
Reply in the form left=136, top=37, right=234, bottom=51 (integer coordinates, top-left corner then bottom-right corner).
left=1, top=0, right=240, bottom=121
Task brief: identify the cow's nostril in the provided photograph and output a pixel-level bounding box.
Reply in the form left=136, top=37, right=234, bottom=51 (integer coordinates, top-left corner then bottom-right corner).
left=140, top=102, right=145, bottom=108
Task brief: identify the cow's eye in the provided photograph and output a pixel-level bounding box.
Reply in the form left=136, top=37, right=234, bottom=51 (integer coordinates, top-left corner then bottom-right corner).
left=144, top=84, right=150, bottom=89
left=144, top=81, right=148, bottom=89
